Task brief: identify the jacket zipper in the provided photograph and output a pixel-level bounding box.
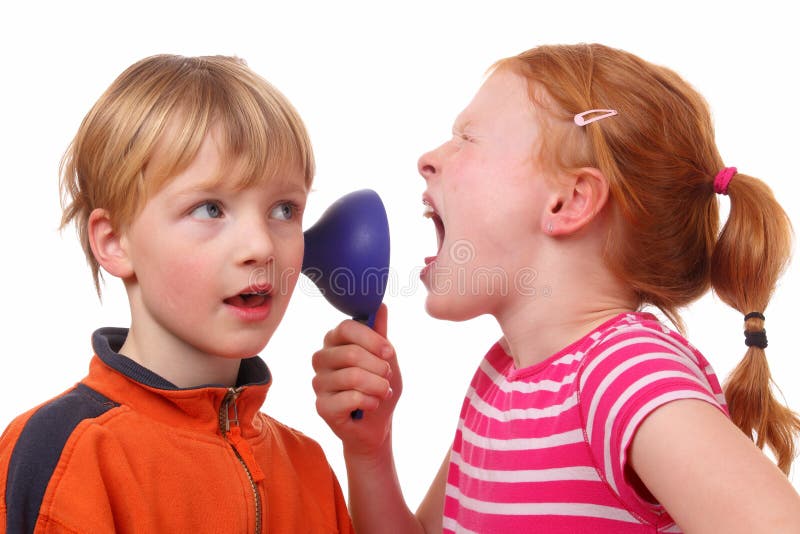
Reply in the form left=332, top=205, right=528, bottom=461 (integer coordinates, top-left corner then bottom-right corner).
left=220, top=387, right=263, bottom=533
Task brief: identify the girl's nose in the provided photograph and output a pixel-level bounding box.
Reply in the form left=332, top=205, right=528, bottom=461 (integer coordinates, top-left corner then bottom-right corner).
left=417, top=148, right=439, bottom=181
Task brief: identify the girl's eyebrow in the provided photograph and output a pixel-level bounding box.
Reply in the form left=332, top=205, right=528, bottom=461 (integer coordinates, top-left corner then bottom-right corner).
left=452, top=119, right=473, bottom=134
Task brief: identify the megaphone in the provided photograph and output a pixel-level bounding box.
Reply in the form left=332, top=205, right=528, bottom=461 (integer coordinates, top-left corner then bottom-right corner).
left=302, top=189, right=391, bottom=418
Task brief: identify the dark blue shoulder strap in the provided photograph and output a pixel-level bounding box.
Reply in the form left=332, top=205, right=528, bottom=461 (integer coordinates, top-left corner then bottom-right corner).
left=5, top=384, right=119, bottom=533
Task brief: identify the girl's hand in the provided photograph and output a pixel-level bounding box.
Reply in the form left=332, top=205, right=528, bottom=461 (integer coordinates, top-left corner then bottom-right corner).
left=312, top=304, right=402, bottom=456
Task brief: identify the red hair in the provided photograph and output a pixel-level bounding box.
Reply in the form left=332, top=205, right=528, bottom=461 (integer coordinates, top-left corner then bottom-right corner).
left=496, top=43, right=798, bottom=473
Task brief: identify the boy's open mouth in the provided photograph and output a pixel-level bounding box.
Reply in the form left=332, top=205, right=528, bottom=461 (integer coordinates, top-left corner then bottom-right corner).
left=423, top=199, right=445, bottom=261
left=224, top=291, right=270, bottom=308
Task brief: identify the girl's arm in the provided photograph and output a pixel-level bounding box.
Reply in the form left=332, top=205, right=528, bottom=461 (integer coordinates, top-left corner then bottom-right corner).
left=344, top=442, right=448, bottom=533
left=415, top=452, right=449, bottom=530
left=312, top=304, right=445, bottom=533
left=630, top=399, right=800, bottom=533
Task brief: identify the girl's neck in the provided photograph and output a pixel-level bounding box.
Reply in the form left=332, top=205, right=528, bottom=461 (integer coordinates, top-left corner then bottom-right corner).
left=494, top=249, right=638, bottom=369
left=496, top=303, right=633, bottom=369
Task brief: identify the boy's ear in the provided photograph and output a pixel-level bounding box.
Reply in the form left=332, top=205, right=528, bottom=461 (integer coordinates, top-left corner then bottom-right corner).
left=543, top=167, right=609, bottom=236
left=88, top=208, right=134, bottom=279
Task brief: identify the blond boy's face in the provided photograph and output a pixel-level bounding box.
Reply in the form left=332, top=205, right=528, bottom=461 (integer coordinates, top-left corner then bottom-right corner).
left=120, top=129, right=307, bottom=362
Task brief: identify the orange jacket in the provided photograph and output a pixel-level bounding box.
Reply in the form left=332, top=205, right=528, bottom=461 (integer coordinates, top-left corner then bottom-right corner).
left=0, top=328, right=354, bottom=533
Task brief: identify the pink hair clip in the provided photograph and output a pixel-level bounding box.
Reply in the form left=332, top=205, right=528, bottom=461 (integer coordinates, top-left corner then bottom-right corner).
left=574, top=109, right=618, bottom=126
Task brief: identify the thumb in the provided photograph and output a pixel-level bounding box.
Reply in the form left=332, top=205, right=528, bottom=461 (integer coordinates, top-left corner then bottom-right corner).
left=373, top=303, right=389, bottom=338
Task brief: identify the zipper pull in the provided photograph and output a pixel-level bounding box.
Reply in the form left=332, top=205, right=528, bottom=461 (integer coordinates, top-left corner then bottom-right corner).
left=227, top=425, right=265, bottom=482
left=220, top=388, right=265, bottom=482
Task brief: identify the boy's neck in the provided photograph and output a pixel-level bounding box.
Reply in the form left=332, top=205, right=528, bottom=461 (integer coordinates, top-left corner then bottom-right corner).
left=118, top=325, right=243, bottom=389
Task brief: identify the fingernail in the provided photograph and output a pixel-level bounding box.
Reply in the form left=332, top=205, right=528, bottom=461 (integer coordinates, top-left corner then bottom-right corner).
left=385, top=387, right=394, bottom=399
left=381, top=346, right=393, bottom=359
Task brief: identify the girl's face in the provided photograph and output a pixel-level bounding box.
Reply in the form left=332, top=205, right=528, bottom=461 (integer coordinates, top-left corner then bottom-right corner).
left=120, top=129, right=307, bottom=362
left=418, top=68, right=555, bottom=321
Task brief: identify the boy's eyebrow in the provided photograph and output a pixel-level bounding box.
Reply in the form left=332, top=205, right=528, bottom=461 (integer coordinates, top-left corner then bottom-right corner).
left=274, top=182, right=309, bottom=198
left=182, top=178, right=229, bottom=195
left=180, top=180, right=309, bottom=197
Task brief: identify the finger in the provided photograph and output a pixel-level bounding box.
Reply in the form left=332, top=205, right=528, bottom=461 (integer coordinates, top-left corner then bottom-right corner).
left=373, top=303, right=389, bottom=338
left=311, top=344, right=392, bottom=378
left=315, top=389, right=385, bottom=422
left=322, top=318, right=394, bottom=361
left=312, top=365, right=392, bottom=401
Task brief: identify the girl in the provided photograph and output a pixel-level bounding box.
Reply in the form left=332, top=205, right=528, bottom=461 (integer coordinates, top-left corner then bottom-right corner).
left=312, top=43, right=800, bottom=533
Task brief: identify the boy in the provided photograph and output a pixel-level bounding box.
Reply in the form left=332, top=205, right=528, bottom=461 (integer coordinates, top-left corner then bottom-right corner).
left=0, top=54, right=354, bottom=533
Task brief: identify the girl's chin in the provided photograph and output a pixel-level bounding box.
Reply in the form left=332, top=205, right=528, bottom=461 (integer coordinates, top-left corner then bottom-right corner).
left=424, top=294, right=482, bottom=323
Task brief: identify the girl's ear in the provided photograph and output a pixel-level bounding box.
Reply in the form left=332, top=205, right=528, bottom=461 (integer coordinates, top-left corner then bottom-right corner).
left=88, top=208, right=134, bottom=279
left=543, top=167, right=610, bottom=236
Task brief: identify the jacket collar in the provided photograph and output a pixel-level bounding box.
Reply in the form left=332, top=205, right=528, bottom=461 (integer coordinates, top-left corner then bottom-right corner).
left=82, top=327, right=272, bottom=437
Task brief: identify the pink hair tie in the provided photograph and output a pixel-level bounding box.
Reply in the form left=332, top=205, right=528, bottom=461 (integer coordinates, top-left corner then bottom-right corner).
left=713, top=166, right=737, bottom=195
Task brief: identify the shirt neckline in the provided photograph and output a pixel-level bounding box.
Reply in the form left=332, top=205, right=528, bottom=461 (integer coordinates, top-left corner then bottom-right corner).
left=500, top=312, right=653, bottom=381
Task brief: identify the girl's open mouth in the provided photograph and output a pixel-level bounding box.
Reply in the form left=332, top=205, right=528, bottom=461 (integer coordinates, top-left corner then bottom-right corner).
left=423, top=200, right=445, bottom=260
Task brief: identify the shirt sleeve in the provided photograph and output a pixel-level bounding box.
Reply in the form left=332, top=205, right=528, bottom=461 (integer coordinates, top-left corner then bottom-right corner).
left=576, top=323, right=727, bottom=516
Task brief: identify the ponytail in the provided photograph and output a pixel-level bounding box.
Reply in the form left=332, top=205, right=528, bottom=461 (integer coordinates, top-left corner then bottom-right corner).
left=711, top=172, right=799, bottom=474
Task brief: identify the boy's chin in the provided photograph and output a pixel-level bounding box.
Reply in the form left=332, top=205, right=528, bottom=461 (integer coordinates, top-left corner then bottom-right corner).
left=209, top=334, right=273, bottom=360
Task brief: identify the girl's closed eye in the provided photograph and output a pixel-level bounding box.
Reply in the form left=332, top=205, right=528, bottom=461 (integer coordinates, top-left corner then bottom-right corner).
left=452, top=130, right=472, bottom=143
left=190, top=200, right=224, bottom=220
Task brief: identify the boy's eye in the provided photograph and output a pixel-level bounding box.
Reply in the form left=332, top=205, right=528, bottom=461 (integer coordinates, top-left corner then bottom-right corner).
left=190, top=201, right=223, bottom=219
left=271, top=202, right=298, bottom=221
left=270, top=201, right=298, bottom=221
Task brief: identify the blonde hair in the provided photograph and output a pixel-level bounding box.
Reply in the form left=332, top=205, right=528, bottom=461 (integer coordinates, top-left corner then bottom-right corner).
left=495, top=43, right=798, bottom=473
left=60, top=54, right=315, bottom=295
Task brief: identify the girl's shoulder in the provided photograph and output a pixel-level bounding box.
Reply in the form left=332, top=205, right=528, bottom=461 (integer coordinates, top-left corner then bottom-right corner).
left=581, top=311, right=710, bottom=374
left=577, top=311, right=725, bottom=418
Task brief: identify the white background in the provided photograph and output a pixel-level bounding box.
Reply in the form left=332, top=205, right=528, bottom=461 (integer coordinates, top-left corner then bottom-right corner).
left=1, top=0, right=798, bottom=507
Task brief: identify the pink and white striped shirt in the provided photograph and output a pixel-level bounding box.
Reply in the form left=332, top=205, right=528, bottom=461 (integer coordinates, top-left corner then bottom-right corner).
left=444, top=312, right=727, bottom=533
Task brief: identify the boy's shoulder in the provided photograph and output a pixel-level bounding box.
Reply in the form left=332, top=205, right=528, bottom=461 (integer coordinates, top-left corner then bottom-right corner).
left=0, top=383, right=119, bottom=529
left=0, top=382, right=116, bottom=459
left=257, top=411, right=328, bottom=456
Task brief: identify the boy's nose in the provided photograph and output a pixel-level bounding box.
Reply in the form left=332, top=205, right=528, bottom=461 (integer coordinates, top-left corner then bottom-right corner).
left=237, top=220, right=274, bottom=266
